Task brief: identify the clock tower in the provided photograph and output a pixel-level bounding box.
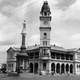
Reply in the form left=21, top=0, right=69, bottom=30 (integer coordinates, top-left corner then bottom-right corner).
left=39, top=1, right=52, bottom=73
left=39, top=1, right=51, bottom=47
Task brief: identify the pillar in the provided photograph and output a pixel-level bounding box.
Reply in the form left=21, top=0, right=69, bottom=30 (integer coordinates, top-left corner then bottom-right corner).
left=48, top=61, right=51, bottom=73
left=23, top=59, right=24, bottom=69
left=55, top=63, right=56, bottom=74
left=64, top=64, right=66, bottom=74
left=13, top=62, right=16, bottom=72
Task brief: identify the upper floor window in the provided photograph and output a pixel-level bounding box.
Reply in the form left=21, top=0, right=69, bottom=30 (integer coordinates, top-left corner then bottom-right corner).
left=44, top=33, right=47, bottom=39
left=43, top=41, right=47, bottom=46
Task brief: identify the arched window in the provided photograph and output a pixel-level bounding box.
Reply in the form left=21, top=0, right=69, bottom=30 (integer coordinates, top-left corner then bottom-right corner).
left=43, top=63, right=46, bottom=70
left=34, top=63, right=38, bottom=73
left=43, top=41, right=47, bottom=46
left=66, top=64, right=69, bottom=73
left=30, top=63, right=33, bottom=73
left=51, top=63, right=55, bottom=73
left=70, top=64, right=73, bottom=74
left=56, top=63, right=60, bottom=73
left=61, top=64, right=65, bottom=74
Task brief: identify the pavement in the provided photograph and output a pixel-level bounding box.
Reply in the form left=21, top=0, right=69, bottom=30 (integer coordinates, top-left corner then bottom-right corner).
left=0, top=72, right=80, bottom=80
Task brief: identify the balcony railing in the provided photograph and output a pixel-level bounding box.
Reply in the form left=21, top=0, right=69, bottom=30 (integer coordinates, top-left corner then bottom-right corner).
left=40, top=55, right=51, bottom=60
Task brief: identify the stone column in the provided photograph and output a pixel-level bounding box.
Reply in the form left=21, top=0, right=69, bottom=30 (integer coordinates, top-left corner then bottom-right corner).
left=23, top=59, right=24, bottom=69
left=73, top=63, right=76, bottom=75
left=55, top=63, right=56, bottom=74
left=48, top=61, right=51, bottom=74
left=60, top=63, right=61, bottom=74
left=38, top=61, right=41, bottom=74
left=69, top=64, right=70, bottom=74
left=13, top=62, right=16, bottom=72
left=64, top=64, right=66, bottom=74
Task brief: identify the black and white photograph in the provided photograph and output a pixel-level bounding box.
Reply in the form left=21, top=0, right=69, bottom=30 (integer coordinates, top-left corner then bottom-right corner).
left=0, top=0, right=80, bottom=80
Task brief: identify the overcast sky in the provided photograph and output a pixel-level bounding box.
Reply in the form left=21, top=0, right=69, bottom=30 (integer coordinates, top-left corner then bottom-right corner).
left=0, top=0, right=80, bottom=63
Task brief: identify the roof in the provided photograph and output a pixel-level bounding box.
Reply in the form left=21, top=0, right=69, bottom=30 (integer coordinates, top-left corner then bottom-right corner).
left=12, top=47, right=21, bottom=51
left=50, top=45, right=67, bottom=52
left=67, top=48, right=77, bottom=52
left=26, top=45, right=40, bottom=51
left=17, top=53, right=28, bottom=56
left=7, top=45, right=79, bottom=54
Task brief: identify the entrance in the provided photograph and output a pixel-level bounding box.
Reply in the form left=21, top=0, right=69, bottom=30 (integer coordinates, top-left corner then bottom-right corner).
left=66, top=64, right=69, bottom=73
left=61, top=64, right=65, bottom=74
left=56, top=63, right=60, bottom=73
left=30, top=63, right=33, bottom=73
left=34, top=63, right=38, bottom=73
left=70, top=64, right=73, bottom=74
left=51, top=63, right=55, bottom=73
left=43, top=63, right=46, bottom=70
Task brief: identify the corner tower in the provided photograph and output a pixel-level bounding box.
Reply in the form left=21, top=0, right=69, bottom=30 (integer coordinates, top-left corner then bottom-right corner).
left=40, top=1, right=51, bottom=47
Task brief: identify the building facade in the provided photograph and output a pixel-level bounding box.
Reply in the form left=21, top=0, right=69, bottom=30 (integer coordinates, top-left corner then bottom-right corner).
left=7, top=1, right=80, bottom=75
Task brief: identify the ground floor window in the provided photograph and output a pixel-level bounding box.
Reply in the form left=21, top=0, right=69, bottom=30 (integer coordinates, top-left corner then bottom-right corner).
left=43, top=63, right=46, bottom=70
left=51, top=63, right=55, bottom=73
left=51, top=63, right=73, bottom=74
left=56, top=63, right=60, bottom=73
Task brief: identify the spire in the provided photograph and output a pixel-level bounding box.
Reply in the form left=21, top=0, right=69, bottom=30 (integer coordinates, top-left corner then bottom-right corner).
left=21, top=20, right=26, bottom=52
left=21, top=20, right=26, bottom=35
left=40, top=1, right=51, bottom=16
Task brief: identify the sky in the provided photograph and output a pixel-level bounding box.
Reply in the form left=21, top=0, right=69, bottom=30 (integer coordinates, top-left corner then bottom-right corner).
left=0, top=0, right=80, bottom=63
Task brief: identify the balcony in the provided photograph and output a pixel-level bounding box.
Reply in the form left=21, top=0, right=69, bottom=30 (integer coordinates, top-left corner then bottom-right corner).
left=40, top=55, right=51, bottom=60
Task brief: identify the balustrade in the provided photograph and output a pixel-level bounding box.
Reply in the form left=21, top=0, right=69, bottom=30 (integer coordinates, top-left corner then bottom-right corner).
left=51, top=53, right=73, bottom=61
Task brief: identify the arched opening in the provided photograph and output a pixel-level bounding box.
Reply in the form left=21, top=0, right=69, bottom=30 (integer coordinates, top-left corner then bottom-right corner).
left=70, top=64, right=73, bottom=74
left=61, top=64, right=65, bottom=74
left=51, top=63, right=55, bottom=73
left=66, top=64, right=69, bottom=73
left=43, top=63, right=46, bottom=70
left=30, top=63, right=33, bottom=73
left=56, top=63, right=60, bottom=74
left=34, top=63, right=38, bottom=73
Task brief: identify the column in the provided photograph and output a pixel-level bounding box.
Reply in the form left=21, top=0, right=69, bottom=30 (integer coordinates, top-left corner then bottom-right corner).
left=60, top=63, right=61, bottom=74
left=13, top=62, right=16, bottom=72
left=55, top=54, right=56, bottom=60
left=55, top=63, right=56, bottom=74
left=69, top=64, right=70, bottom=74
left=48, top=61, right=51, bottom=74
left=23, top=59, right=24, bottom=69
left=64, top=64, right=66, bottom=74
left=24, top=60, right=27, bottom=70
left=38, top=60, right=41, bottom=74
left=73, top=62, right=76, bottom=75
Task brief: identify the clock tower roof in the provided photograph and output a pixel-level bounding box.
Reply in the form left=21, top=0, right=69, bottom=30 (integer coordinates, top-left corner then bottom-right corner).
left=40, top=1, right=51, bottom=16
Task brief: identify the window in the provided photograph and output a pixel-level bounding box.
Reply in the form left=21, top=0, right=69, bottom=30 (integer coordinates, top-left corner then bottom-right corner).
left=43, top=41, right=47, bottom=46
left=43, top=49, right=46, bottom=55
left=43, top=63, right=46, bottom=70
left=44, top=33, right=47, bottom=36
left=44, top=33, right=47, bottom=39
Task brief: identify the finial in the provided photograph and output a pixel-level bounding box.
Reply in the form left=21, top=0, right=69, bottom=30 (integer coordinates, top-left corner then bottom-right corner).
left=40, top=0, right=51, bottom=16
left=21, top=20, right=26, bottom=34
left=23, top=19, right=26, bottom=27
left=54, top=44, right=56, bottom=47
left=24, top=20, right=26, bottom=23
